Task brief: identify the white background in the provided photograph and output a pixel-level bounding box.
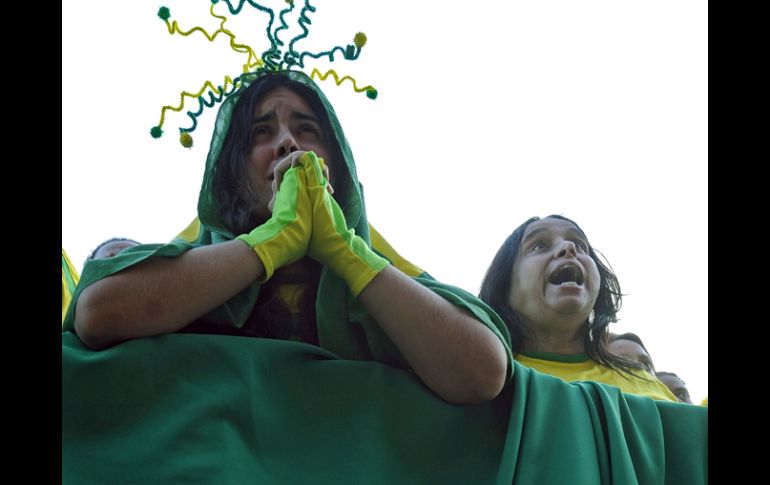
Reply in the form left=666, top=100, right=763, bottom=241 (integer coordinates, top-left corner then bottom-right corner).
left=62, top=0, right=707, bottom=402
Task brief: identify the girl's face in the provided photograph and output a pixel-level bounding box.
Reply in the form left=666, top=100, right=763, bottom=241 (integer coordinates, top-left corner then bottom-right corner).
left=508, top=218, right=601, bottom=332
left=245, top=86, right=333, bottom=219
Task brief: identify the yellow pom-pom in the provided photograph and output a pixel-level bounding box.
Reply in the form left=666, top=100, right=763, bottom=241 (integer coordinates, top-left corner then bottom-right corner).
left=353, top=32, right=367, bottom=48
left=180, top=132, right=193, bottom=148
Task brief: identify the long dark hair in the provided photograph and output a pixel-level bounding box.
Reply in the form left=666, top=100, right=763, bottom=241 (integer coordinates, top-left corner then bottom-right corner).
left=211, top=73, right=347, bottom=236
left=478, top=215, right=642, bottom=375
left=210, top=73, right=349, bottom=345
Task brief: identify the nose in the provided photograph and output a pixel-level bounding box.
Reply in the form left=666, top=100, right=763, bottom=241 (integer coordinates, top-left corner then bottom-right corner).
left=274, top=128, right=299, bottom=159
left=555, top=240, right=578, bottom=258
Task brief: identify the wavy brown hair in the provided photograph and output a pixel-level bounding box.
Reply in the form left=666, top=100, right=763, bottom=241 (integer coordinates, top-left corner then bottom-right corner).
left=211, top=73, right=347, bottom=235
left=479, top=215, right=645, bottom=376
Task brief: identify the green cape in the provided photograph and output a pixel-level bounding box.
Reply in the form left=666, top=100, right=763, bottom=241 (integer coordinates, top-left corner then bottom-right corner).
left=62, top=70, right=511, bottom=368
left=62, top=71, right=707, bottom=484
left=63, top=333, right=706, bottom=484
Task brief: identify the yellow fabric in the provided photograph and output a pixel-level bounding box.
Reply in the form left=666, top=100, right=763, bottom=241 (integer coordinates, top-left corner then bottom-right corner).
left=175, top=217, right=202, bottom=243
left=277, top=284, right=305, bottom=314
left=515, top=354, right=678, bottom=402
left=244, top=164, right=313, bottom=282
left=700, top=396, right=708, bottom=407
left=171, top=219, right=424, bottom=279
left=369, top=224, right=423, bottom=277
left=61, top=249, right=80, bottom=325
left=302, top=153, right=388, bottom=296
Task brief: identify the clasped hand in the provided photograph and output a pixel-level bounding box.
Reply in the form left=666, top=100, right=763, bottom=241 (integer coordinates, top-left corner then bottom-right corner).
left=237, top=151, right=388, bottom=295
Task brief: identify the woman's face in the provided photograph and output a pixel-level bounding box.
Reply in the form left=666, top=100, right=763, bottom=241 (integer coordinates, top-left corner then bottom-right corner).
left=607, top=339, right=655, bottom=373
left=93, top=240, right=139, bottom=260
left=508, top=218, right=601, bottom=331
left=656, top=374, right=692, bottom=404
left=245, top=86, right=333, bottom=219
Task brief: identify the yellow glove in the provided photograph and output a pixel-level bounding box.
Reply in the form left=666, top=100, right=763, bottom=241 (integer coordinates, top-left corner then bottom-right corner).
left=301, top=152, right=389, bottom=296
left=236, top=161, right=312, bottom=281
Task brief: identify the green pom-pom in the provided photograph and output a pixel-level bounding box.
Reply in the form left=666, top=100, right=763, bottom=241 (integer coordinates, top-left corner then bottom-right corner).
left=157, top=7, right=170, bottom=21
left=211, top=0, right=219, bottom=4
left=366, top=88, right=378, bottom=100
left=150, top=126, right=163, bottom=138
left=353, top=32, right=367, bottom=48
left=179, top=132, right=193, bottom=148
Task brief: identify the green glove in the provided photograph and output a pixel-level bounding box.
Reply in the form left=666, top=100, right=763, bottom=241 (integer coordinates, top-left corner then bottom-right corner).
left=301, top=152, right=389, bottom=296
left=236, top=164, right=311, bottom=282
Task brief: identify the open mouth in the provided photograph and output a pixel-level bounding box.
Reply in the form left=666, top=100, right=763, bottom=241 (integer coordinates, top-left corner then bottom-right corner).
left=548, top=263, right=584, bottom=286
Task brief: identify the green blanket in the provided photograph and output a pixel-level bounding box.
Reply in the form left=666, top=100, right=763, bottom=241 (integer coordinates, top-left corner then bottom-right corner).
left=63, top=331, right=706, bottom=484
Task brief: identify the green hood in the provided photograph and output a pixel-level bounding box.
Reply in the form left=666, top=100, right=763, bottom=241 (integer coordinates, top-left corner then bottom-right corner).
left=197, top=70, right=366, bottom=240
left=63, top=70, right=512, bottom=369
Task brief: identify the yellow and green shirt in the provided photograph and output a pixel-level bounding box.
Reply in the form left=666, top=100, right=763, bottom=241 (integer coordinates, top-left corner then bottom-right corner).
left=515, top=352, right=678, bottom=402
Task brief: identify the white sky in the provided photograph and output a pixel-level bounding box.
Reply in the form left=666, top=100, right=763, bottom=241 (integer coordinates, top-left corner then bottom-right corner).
left=62, top=0, right=708, bottom=402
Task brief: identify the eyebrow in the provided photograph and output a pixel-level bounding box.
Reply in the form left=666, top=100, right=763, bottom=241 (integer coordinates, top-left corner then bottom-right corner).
left=521, top=227, right=547, bottom=245
left=525, top=226, right=589, bottom=243
left=251, top=111, right=320, bottom=126
left=251, top=112, right=274, bottom=125
left=292, top=112, right=320, bottom=124
left=567, top=229, right=589, bottom=244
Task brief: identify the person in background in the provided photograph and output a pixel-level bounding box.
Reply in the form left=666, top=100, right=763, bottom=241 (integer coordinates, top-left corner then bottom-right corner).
left=88, top=237, right=141, bottom=261
left=656, top=371, right=693, bottom=404
left=607, top=332, right=656, bottom=373
left=479, top=215, right=676, bottom=401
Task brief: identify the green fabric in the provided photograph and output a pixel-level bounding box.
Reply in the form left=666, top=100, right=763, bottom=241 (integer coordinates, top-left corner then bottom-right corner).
left=61, top=253, right=78, bottom=295
left=519, top=351, right=590, bottom=363
left=62, top=70, right=707, bottom=482
left=62, top=332, right=707, bottom=484
left=236, top=161, right=311, bottom=281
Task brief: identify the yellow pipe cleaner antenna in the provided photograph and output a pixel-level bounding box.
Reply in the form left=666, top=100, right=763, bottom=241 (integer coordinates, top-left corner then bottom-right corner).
left=152, top=75, right=240, bottom=142
left=208, top=4, right=263, bottom=72
left=152, top=1, right=378, bottom=148
left=163, top=4, right=263, bottom=73
left=310, top=68, right=377, bottom=100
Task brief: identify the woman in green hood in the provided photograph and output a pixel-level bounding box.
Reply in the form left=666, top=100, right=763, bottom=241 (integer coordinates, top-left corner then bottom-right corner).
left=67, top=70, right=511, bottom=405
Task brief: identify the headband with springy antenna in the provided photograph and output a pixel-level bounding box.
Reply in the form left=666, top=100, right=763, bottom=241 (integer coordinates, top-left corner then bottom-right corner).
left=150, top=0, right=377, bottom=148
